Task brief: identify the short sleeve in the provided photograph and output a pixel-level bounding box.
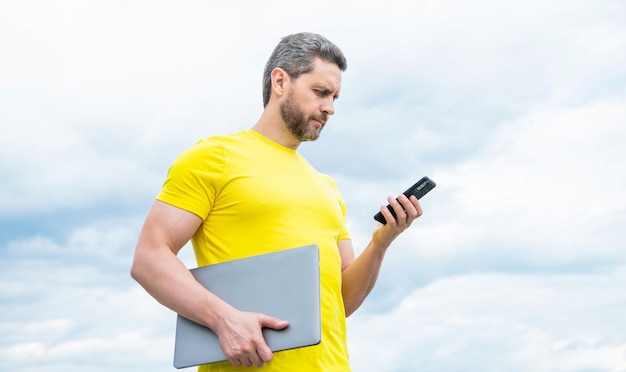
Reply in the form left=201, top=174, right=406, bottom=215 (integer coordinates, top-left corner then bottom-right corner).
left=156, top=138, right=225, bottom=220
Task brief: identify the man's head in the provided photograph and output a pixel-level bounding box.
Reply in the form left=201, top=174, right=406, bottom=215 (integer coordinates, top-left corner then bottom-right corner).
left=262, top=32, right=347, bottom=108
left=276, top=56, right=342, bottom=142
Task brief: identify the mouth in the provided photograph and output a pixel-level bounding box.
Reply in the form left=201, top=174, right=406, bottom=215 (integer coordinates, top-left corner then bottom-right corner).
left=310, top=115, right=327, bottom=127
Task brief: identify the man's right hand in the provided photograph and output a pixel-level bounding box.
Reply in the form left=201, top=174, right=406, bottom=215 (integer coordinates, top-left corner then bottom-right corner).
left=215, top=309, right=289, bottom=367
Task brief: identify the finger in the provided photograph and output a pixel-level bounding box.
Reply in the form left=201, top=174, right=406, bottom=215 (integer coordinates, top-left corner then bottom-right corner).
left=228, top=347, right=264, bottom=368
left=377, top=197, right=399, bottom=226
left=255, top=341, right=274, bottom=364
left=256, top=315, right=287, bottom=363
left=249, top=348, right=271, bottom=367
left=249, top=352, right=265, bottom=368
left=403, top=195, right=423, bottom=221
left=240, top=357, right=253, bottom=368
left=411, top=196, right=423, bottom=218
left=400, top=194, right=425, bottom=222
left=397, top=194, right=419, bottom=220
left=259, top=314, right=289, bottom=331
left=388, top=195, right=407, bottom=224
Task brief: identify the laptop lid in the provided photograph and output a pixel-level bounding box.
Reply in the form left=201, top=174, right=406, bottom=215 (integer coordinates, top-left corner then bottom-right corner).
left=173, top=244, right=321, bottom=369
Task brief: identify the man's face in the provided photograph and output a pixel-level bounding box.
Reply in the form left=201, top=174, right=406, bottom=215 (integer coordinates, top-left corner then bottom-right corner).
left=280, top=58, right=342, bottom=142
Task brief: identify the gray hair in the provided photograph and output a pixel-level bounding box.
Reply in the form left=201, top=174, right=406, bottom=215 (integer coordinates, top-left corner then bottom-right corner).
left=262, top=32, right=347, bottom=107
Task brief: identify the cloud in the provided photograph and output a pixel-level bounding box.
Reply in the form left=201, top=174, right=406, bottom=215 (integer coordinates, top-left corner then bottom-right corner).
left=0, top=288, right=175, bottom=372
left=1, top=0, right=626, bottom=370
left=433, top=99, right=626, bottom=263
left=348, top=268, right=626, bottom=371
left=340, top=97, right=626, bottom=315
left=0, top=218, right=189, bottom=372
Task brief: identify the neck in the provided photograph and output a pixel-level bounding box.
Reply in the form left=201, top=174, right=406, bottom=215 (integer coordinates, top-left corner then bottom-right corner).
left=252, top=109, right=301, bottom=150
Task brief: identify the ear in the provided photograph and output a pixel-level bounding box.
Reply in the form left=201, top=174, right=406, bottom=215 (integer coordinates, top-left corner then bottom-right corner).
left=271, top=68, right=290, bottom=98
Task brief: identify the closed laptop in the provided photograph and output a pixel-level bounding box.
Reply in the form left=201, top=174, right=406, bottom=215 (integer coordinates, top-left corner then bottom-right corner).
left=173, top=244, right=321, bottom=369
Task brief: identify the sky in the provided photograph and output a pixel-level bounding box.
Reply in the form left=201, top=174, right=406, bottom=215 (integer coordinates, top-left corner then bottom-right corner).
left=1, top=0, right=625, bottom=371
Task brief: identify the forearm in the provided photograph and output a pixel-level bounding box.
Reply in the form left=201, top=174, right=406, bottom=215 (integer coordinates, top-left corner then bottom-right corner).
left=341, top=240, right=388, bottom=317
left=340, top=194, right=423, bottom=316
left=131, top=243, right=232, bottom=331
left=131, top=242, right=289, bottom=368
left=131, top=201, right=287, bottom=367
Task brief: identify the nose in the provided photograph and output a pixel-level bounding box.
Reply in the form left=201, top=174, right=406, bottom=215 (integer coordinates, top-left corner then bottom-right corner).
left=321, top=97, right=335, bottom=116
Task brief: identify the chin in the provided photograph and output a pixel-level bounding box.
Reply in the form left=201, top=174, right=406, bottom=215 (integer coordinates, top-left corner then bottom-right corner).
left=307, top=128, right=323, bottom=141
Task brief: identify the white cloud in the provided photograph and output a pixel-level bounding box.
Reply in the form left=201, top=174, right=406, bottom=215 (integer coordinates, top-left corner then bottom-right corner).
left=348, top=268, right=626, bottom=371
left=0, top=272, right=176, bottom=371
left=3, top=0, right=625, bottom=216
left=1, top=0, right=626, bottom=370
left=435, top=99, right=626, bottom=260
left=453, top=100, right=625, bottom=214
left=343, top=98, right=626, bottom=277
left=0, top=214, right=199, bottom=372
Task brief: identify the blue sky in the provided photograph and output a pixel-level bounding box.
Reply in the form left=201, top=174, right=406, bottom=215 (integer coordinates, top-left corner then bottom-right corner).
left=1, top=1, right=626, bottom=371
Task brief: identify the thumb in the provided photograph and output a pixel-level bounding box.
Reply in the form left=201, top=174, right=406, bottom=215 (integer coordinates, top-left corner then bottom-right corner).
left=259, top=314, right=289, bottom=330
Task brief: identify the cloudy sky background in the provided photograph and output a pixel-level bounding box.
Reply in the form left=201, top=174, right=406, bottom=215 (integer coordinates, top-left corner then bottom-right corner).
left=1, top=0, right=625, bottom=371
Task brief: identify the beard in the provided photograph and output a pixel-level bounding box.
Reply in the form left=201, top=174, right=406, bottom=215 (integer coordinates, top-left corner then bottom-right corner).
left=279, top=92, right=327, bottom=142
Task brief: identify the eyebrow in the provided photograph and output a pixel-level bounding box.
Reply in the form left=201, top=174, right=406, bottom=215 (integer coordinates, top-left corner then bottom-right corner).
left=315, top=85, right=340, bottom=100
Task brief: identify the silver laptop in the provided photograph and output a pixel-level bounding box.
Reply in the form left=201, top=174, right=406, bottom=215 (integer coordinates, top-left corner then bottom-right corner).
left=173, top=244, right=321, bottom=369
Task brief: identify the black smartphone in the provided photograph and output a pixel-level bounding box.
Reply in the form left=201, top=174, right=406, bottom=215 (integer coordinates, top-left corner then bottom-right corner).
left=373, top=176, right=436, bottom=224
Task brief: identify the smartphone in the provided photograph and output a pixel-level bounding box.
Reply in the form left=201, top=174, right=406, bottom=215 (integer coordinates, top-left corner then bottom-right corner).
left=373, top=176, right=436, bottom=224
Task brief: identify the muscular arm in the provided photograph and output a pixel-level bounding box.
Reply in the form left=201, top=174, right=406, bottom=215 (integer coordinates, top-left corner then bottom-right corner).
left=130, top=200, right=287, bottom=367
left=131, top=200, right=214, bottom=322
left=340, top=194, right=422, bottom=317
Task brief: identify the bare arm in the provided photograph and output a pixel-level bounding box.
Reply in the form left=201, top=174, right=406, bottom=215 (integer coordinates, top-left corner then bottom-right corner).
left=130, top=200, right=287, bottom=367
left=340, top=194, right=422, bottom=317
left=131, top=200, right=213, bottom=322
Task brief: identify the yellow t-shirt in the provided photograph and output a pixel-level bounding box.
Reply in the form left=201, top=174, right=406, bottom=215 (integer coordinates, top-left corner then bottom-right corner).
left=157, top=130, right=352, bottom=371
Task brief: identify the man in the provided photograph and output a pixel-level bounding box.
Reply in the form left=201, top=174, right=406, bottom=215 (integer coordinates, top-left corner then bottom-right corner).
left=131, top=32, right=422, bottom=371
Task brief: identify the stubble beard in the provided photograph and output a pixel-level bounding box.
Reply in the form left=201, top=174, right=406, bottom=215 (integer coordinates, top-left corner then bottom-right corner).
left=279, top=92, right=327, bottom=142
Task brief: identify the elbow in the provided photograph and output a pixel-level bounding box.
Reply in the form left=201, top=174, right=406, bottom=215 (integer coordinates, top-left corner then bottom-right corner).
left=130, top=247, right=147, bottom=284
left=130, top=259, right=141, bottom=283
left=130, top=257, right=152, bottom=290
left=130, top=260, right=140, bottom=282
left=345, top=307, right=356, bottom=318
left=342, top=297, right=359, bottom=318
